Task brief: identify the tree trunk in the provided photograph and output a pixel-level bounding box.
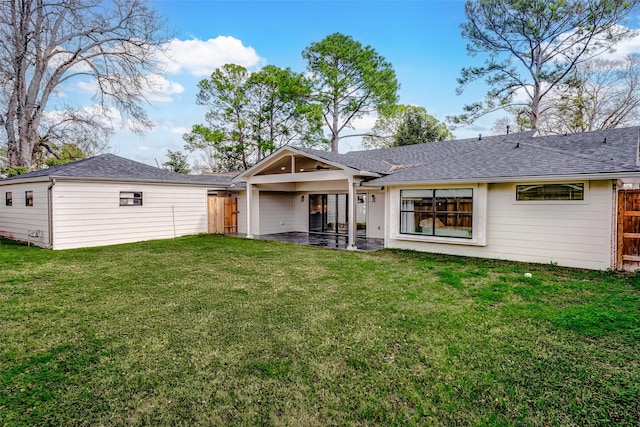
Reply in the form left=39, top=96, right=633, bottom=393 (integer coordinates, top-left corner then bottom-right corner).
left=331, top=98, right=340, bottom=152
left=531, top=81, right=540, bottom=131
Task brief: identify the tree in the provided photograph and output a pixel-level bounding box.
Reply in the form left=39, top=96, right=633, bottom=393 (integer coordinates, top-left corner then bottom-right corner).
left=163, top=150, right=191, bottom=174
left=40, top=143, right=86, bottom=168
left=246, top=65, right=325, bottom=159
left=302, top=33, right=399, bottom=152
left=184, top=64, right=324, bottom=172
left=450, top=0, right=639, bottom=130
left=0, top=0, right=168, bottom=168
left=362, top=105, right=454, bottom=149
left=537, top=55, right=640, bottom=134
left=491, top=109, right=532, bottom=135
left=184, top=64, right=251, bottom=171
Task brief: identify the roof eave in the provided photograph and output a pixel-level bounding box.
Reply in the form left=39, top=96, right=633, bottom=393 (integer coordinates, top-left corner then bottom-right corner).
left=0, top=174, right=231, bottom=188
left=361, top=171, right=640, bottom=187
left=233, top=146, right=382, bottom=182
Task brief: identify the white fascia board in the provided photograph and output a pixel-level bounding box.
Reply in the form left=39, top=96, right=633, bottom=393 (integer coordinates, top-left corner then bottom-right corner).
left=246, top=170, right=350, bottom=184
left=360, top=171, right=640, bottom=187
left=0, top=175, right=230, bottom=188
left=233, top=146, right=295, bottom=182
left=233, top=145, right=380, bottom=183
left=0, top=176, right=53, bottom=186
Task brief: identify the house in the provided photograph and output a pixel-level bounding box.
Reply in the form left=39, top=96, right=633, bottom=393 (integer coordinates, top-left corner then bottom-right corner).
left=0, top=154, right=232, bottom=249
left=234, top=127, right=640, bottom=271
left=4, top=127, right=640, bottom=271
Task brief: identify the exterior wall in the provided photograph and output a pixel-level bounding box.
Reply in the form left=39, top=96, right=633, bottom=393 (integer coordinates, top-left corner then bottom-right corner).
left=293, top=193, right=308, bottom=232
left=386, top=180, right=614, bottom=270
left=51, top=181, right=208, bottom=250
left=367, top=190, right=385, bottom=239
left=0, top=181, right=50, bottom=247
left=296, top=180, right=350, bottom=193
left=237, top=190, right=247, bottom=234
left=257, top=192, right=295, bottom=235
left=290, top=189, right=385, bottom=238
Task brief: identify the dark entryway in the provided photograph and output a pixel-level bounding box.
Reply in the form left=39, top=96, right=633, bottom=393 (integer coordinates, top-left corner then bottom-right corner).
left=309, top=193, right=367, bottom=236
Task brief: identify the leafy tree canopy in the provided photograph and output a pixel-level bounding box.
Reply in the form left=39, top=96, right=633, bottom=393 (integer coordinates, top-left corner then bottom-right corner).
left=163, top=150, right=191, bottom=174
left=363, top=105, right=454, bottom=149
left=302, top=33, right=399, bottom=152
left=184, top=64, right=324, bottom=172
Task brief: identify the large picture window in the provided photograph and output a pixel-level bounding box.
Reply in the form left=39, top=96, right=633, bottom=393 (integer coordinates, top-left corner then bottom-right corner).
left=516, top=183, right=584, bottom=201
left=400, top=188, right=473, bottom=238
left=119, top=191, right=143, bottom=206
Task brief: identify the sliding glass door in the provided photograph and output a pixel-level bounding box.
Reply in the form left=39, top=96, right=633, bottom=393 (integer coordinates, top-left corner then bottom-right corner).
left=309, top=193, right=366, bottom=236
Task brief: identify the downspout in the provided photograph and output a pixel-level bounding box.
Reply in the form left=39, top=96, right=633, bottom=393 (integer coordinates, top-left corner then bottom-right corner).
left=47, top=178, right=56, bottom=249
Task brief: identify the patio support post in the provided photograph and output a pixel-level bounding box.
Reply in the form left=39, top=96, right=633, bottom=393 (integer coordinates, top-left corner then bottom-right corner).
left=347, top=179, right=358, bottom=250
left=246, top=183, right=254, bottom=239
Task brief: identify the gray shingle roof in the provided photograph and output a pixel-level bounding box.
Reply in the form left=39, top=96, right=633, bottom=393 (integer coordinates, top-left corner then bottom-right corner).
left=291, top=146, right=394, bottom=174
left=0, top=154, right=233, bottom=186
left=293, top=127, right=640, bottom=184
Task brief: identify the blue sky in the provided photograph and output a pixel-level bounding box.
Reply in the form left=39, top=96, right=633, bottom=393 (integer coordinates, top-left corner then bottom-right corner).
left=101, top=0, right=640, bottom=167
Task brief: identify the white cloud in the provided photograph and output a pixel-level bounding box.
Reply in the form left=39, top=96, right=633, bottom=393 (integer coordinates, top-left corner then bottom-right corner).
left=137, top=144, right=152, bottom=152
left=551, top=25, right=640, bottom=62
left=351, top=114, right=378, bottom=131
left=143, top=74, right=184, bottom=102
left=170, top=126, right=191, bottom=134
left=597, top=28, right=640, bottom=60
left=161, top=36, right=265, bottom=76
left=72, top=74, right=183, bottom=103
left=75, top=80, right=97, bottom=94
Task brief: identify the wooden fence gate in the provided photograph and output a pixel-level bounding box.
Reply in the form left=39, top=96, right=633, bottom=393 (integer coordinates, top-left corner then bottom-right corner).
left=617, top=190, right=640, bottom=270
left=208, top=197, right=238, bottom=234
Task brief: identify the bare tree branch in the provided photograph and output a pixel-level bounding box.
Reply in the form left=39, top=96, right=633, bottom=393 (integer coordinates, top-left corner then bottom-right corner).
left=0, top=0, right=169, bottom=168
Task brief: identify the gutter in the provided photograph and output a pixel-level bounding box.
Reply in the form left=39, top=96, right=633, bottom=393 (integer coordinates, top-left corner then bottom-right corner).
left=47, top=178, right=55, bottom=249
left=2, top=175, right=232, bottom=188
left=360, top=171, right=640, bottom=187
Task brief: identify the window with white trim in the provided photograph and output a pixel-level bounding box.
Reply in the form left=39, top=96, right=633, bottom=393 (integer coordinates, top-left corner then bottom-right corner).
left=25, top=191, right=33, bottom=207
left=516, top=183, right=584, bottom=201
left=400, top=188, right=473, bottom=238
left=119, top=191, right=143, bottom=206
left=5, top=191, right=12, bottom=206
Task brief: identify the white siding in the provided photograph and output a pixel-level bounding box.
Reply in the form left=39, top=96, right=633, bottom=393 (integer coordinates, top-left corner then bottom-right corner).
left=237, top=191, right=247, bottom=234
left=296, top=180, right=349, bottom=193
left=387, top=180, right=614, bottom=270
left=0, top=182, right=50, bottom=247
left=258, top=192, right=295, bottom=235
left=367, top=191, right=385, bottom=239
left=293, top=193, right=308, bottom=232
left=51, top=181, right=208, bottom=249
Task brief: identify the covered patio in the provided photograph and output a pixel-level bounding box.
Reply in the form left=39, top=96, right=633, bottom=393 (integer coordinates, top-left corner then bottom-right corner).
left=232, top=146, right=387, bottom=251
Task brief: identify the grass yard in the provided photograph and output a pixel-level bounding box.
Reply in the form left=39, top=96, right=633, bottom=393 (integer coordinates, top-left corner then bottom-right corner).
left=1, top=235, right=639, bottom=426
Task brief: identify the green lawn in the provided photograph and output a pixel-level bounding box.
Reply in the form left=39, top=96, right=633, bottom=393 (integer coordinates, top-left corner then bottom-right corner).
left=1, top=235, right=639, bottom=426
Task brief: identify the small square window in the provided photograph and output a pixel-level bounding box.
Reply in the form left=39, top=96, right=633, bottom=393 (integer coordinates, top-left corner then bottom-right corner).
left=5, top=192, right=12, bottom=206
left=25, top=191, right=33, bottom=207
left=120, top=191, right=143, bottom=206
